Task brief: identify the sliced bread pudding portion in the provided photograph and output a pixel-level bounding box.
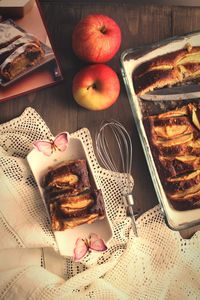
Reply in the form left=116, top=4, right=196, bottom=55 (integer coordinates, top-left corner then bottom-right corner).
left=42, top=159, right=106, bottom=231
left=133, top=45, right=200, bottom=96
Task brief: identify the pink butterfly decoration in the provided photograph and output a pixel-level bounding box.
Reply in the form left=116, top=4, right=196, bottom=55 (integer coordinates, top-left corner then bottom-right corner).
left=33, top=132, right=70, bottom=156
left=73, top=233, right=107, bottom=262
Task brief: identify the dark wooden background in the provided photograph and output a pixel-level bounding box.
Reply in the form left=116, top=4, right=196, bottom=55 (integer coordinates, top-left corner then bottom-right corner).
left=0, top=1, right=200, bottom=230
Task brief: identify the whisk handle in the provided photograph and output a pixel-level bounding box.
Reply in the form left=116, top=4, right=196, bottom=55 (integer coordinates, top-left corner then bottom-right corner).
left=122, top=193, right=138, bottom=237
left=122, top=193, right=134, bottom=206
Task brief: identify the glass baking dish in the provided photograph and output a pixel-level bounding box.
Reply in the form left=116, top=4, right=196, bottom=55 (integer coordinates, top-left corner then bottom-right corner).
left=120, top=31, right=200, bottom=231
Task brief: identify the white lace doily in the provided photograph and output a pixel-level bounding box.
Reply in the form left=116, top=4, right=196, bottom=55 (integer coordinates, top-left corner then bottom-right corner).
left=0, top=107, right=200, bottom=300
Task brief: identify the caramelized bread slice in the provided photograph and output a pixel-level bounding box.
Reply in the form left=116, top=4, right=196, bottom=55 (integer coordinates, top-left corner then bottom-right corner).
left=133, top=46, right=200, bottom=96
left=153, top=123, right=193, bottom=139
left=147, top=104, right=200, bottom=157
left=148, top=103, right=197, bottom=129
left=51, top=214, right=100, bottom=231
left=178, top=63, right=200, bottom=79
left=192, top=107, right=200, bottom=130
left=42, top=159, right=91, bottom=195
left=154, top=133, right=193, bottom=147
left=133, top=68, right=182, bottom=96
left=186, top=139, right=200, bottom=156
left=134, top=46, right=200, bottom=79
left=153, top=134, right=196, bottom=157
left=150, top=117, right=194, bottom=139
left=158, top=155, right=200, bottom=177
left=177, top=48, right=200, bottom=64
left=133, top=48, right=188, bottom=78
left=154, top=138, right=200, bottom=157
left=49, top=190, right=105, bottom=231
left=152, top=105, right=189, bottom=119
left=167, top=180, right=200, bottom=210
left=148, top=104, right=198, bottom=143
left=170, top=191, right=200, bottom=210
left=168, top=181, right=200, bottom=199
left=146, top=103, right=200, bottom=210
left=54, top=191, right=95, bottom=216
left=164, top=170, right=200, bottom=193
left=152, top=115, right=191, bottom=127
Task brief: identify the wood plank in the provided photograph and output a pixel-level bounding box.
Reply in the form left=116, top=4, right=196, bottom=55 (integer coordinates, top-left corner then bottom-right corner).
left=40, top=0, right=200, bottom=7
left=172, top=6, right=200, bottom=35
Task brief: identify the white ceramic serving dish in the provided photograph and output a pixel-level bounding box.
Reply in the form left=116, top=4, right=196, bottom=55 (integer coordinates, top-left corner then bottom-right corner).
left=121, top=31, right=200, bottom=231
left=27, top=135, right=113, bottom=257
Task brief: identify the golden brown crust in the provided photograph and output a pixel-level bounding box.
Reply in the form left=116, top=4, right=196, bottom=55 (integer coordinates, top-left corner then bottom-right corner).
left=158, top=155, right=200, bottom=178
left=133, top=45, right=200, bottom=95
left=133, top=68, right=182, bottom=96
left=134, top=49, right=187, bottom=78
left=51, top=213, right=100, bottom=231
left=170, top=195, right=200, bottom=210
left=49, top=190, right=105, bottom=231
left=165, top=170, right=200, bottom=193
left=43, top=159, right=91, bottom=196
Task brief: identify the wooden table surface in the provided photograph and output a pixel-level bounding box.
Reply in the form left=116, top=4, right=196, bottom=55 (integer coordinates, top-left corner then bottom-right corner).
left=0, top=1, right=200, bottom=234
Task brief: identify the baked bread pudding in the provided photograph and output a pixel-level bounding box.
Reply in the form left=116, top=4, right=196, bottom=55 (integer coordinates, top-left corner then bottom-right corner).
left=145, top=103, right=200, bottom=210
left=0, top=22, right=45, bottom=81
left=133, top=44, right=200, bottom=96
left=42, top=159, right=106, bottom=231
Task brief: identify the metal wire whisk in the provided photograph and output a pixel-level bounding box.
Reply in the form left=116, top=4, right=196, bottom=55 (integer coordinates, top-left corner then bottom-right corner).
left=95, top=120, right=138, bottom=236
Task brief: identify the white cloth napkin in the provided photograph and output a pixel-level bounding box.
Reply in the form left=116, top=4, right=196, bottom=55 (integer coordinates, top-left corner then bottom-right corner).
left=0, top=107, right=200, bottom=300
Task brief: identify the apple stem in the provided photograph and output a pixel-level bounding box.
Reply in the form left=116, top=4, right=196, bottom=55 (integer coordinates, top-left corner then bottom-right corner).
left=87, top=83, right=97, bottom=90
left=100, top=25, right=107, bottom=34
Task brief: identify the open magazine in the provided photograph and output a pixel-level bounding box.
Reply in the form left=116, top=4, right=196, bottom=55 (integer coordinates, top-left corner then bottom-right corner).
left=0, top=0, right=63, bottom=102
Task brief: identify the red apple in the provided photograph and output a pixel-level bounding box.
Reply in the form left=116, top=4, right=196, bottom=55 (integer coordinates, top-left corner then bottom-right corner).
left=72, top=14, right=121, bottom=63
left=72, top=64, right=120, bottom=111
